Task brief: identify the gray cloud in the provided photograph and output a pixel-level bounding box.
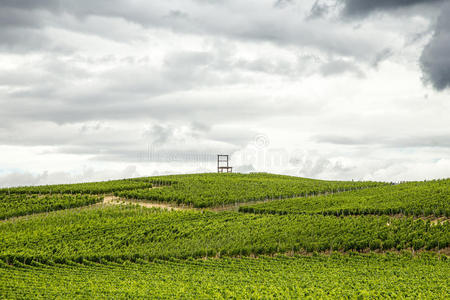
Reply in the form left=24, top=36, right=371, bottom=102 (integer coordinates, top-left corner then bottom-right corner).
left=319, top=59, right=364, bottom=77
left=308, top=1, right=332, bottom=19
left=274, top=0, right=294, bottom=9
left=371, top=48, right=394, bottom=68
left=341, top=0, right=443, bottom=17
left=0, top=117, right=260, bottom=165
left=0, top=166, right=140, bottom=188
left=0, top=6, right=43, bottom=28
left=234, top=164, right=256, bottom=173
left=0, top=88, right=319, bottom=127
left=0, top=45, right=324, bottom=128
left=336, top=0, right=449, bottom=90
left=314, top=134, right=450, bottom=148
left=0, top=0, right=448, bottom=185
left=0, top=0, right=62, bottom=11
left=0, top=27, right=66, bottom=53
left=93, top=149, right=218, bottom=164
left=420, top=3, right=450, bottom=90
left=0, top=0, right=393, bottom=62
left=298, top=157, right=353, bottom=178
left=143, top=124, right=178, bottom=146
left=0, top=5, right=74, bottom=53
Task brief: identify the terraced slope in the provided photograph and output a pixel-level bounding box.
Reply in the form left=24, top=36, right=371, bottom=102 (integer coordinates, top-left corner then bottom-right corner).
left=239, top=179, right=450, bottom=217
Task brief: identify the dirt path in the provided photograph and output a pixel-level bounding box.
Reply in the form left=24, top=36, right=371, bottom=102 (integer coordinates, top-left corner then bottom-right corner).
left=102, top=195, right=185, bottom=211
left=0, top=196, right=186, bottom=223
left=426, top=216, right=448, bottom=225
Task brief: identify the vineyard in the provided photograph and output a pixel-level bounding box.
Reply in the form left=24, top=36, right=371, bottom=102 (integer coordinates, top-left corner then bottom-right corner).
left=0, top=178, right=153, bottom=195
left=0, top=194, right=102, bottom=220
left=0, top=172, right=449, bottom=299
left=239, top=179, right=450, bottom=217
left=1, top=205, right=448, bottom=263
left=1, top=254, right=448, bottom=299
left=115, top=173, right=383, bottom=207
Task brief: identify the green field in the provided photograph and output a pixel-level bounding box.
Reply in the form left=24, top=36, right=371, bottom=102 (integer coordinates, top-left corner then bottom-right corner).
left=0, top=173, right=449, bottom=299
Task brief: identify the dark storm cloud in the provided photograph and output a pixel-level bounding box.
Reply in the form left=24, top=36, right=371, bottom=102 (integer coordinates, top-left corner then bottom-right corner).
left=336, top=0, right=449, bottom=91
left=420, top=3, right=450, bottom=90
left=341, top=0, right=443, bottom=17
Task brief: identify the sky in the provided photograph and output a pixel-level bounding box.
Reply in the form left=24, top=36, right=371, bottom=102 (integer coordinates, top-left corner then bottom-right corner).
left=0, top=0, right=449, bottom=187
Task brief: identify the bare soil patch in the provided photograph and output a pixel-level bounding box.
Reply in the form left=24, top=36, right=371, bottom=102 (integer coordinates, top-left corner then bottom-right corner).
left=103, top=195, right=186, bottom=211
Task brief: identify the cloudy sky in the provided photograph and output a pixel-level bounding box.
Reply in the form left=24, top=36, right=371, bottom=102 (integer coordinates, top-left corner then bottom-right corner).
left=1, top=0, right=449, bottom=186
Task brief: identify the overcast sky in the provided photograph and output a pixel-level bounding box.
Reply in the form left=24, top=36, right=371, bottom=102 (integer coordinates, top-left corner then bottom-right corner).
left=1, top=0, right=449, bottom=186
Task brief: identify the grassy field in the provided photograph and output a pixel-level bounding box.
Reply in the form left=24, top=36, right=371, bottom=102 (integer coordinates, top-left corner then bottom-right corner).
left=0, top=173, right=448, bottom=299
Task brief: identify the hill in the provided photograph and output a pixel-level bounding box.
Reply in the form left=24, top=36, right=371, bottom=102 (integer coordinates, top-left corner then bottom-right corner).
left=0, top=173, right=448, bottom=299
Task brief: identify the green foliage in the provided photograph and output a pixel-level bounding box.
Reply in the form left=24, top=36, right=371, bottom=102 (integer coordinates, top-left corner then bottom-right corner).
left=239, top=179, right=450, bottom=217
left=0, top=194, right=102, bottom=220
left=0, top=173, right=448, bottom=298
left=0, top=179, right=153, bottom=195
left=116, top=173, right=383, bottom=207
left=0, top=206, right=448, bottom=263
left=0, top=255, right=448, bottom=299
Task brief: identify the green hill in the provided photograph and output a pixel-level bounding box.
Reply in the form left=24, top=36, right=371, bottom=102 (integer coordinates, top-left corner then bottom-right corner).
left=0, top=173, right=448, bottom=299
left=116, top=173, right=383, bottom=207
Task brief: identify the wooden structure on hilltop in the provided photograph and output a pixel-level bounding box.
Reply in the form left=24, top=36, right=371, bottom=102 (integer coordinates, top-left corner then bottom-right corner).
left=217, top=155, right=232, bottom=173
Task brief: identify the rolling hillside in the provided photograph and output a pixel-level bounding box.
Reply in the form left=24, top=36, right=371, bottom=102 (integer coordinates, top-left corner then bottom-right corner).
left=0, top=173, right=448, bottom=299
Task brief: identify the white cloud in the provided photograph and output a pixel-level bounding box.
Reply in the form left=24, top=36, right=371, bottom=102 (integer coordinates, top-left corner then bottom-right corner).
left=0, top=0, right=448, bottom=186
